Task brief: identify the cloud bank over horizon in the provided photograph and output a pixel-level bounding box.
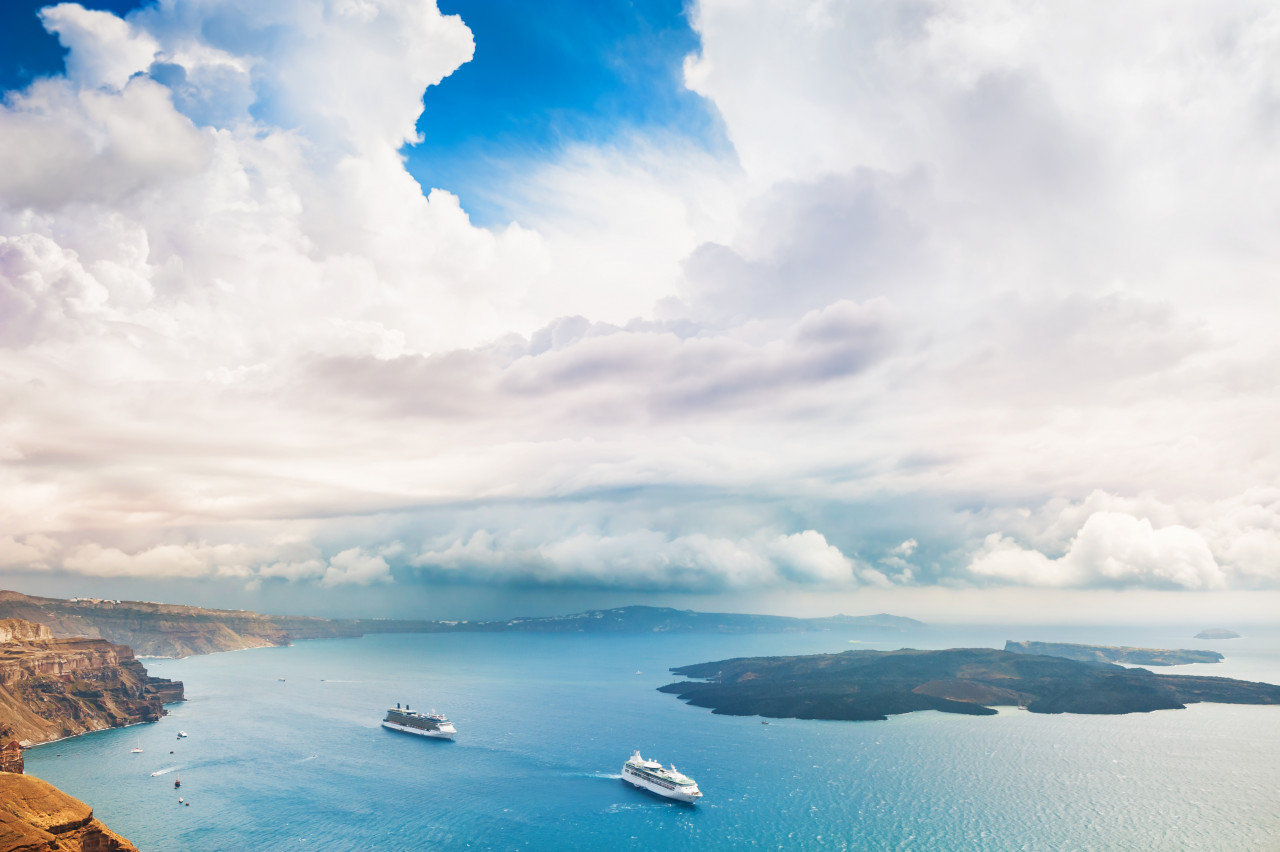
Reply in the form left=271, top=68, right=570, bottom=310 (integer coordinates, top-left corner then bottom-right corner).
left=2, top=0, right=1279, bottom=613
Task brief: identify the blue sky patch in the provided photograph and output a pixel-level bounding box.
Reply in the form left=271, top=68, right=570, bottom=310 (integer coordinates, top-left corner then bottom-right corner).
left=0, top=0, right=723, bottom=227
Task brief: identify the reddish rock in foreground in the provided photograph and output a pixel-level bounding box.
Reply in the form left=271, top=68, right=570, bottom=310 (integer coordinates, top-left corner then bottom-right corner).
left=0, top=772, right=137, bottom=851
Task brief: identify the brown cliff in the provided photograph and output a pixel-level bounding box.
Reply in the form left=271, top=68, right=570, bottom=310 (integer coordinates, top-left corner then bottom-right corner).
left=0, top=591, right=297, bottom=658
left=0, top=773, right=137, bottom=851
left=0, top=619, right=183, bottom=746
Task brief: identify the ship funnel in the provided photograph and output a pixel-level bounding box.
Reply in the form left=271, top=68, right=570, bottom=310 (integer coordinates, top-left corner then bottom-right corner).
left=397, top=702, right=401, bottom=709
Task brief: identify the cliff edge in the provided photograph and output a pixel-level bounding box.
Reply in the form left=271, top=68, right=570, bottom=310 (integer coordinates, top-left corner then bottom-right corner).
left=0, top=619, right=183, bottom=746
left=0, top=772, right=137, bottom=851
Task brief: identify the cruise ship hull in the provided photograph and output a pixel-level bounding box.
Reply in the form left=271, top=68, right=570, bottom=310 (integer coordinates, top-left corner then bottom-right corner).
left=621, top=765, right=701, bottom=803
left=381, top=720, right=455, bottom=739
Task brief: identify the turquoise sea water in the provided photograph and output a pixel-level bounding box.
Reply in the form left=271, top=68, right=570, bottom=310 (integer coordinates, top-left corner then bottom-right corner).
left=24, top=626, right=1280, bottom=851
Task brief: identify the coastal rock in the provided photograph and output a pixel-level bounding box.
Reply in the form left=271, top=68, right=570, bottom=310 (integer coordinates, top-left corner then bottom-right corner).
left=0, top=773, right=137, bottom=851
left=0, top=620, right=183, bottom=746
left=659, top=648, right=1280, bottom=722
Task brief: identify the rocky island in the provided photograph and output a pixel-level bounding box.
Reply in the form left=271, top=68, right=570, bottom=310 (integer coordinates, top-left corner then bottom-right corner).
left=0, top=619, right=182, bottom=746
left=1005, top=640, right=1224, bottom=666
left=1195, top=628, right=1242, bottom=640
left=659, top=648, right=1280, bottom=721
left=0, top=591, right=923, bottom=658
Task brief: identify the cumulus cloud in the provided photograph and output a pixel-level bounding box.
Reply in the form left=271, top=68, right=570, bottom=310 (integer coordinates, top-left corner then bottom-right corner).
left=321, top=546, right=397, bottom=587
left=1, top=0, right=1279, bottom=605
left=4, top=536, right=400, bottom=589
left=413, top=528, right=872, bottom=591
left=41, top=3, right=160, bottom=90
left=0, top=535, right=59, bottom=570
left=968, top=491, right=1280, bottom=589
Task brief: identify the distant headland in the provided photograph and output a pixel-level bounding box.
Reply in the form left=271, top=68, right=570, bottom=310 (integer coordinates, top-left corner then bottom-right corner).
left=659, top=648, right=1280, bottom=721
left=1005, top=640, right=1223, bottom=666
left=0, top=591, right=923, bottom=658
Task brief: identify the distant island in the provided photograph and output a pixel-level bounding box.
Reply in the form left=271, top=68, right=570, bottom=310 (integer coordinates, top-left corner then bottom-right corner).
left=1005, top=640, right=1223, bottom=666
left=658, top=648, right=1280, bottom=721
left=1195, top=629, right=1241, bottom=640
left=0, top=591, right=923, bottom=658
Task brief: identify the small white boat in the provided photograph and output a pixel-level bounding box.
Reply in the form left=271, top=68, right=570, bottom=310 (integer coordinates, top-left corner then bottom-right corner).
left=177, top=731, right=188, bottom=739
left=131, top=739, right=143, bottom=754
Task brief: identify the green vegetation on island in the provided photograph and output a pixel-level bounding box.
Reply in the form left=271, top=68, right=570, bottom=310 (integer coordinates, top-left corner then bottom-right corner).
left=1005, top=640, right=1223, bottom=666
left=659, top=648, right=1280, bottom=721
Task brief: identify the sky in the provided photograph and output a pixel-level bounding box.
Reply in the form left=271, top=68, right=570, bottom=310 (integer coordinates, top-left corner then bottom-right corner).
left=1, top=0, right=1279, bottom=623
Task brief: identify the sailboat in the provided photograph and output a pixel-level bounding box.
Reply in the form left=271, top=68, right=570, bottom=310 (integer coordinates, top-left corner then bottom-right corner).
left=131, top=738, right=143, bottom=754
left=174, top=774, right=181, bottom=789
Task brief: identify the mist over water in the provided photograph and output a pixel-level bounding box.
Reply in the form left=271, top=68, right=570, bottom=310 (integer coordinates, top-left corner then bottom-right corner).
left=25, top=627, right=1280, bottom=851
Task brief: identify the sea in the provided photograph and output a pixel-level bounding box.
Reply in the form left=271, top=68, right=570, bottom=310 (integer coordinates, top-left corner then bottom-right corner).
left=23, top=624, right=1280, bottom=851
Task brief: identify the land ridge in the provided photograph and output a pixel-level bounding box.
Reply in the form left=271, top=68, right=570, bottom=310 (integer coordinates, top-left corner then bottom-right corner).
left=0, top=591, right=924, bottom=658
left=1004, top=640, right=1224, bottom=666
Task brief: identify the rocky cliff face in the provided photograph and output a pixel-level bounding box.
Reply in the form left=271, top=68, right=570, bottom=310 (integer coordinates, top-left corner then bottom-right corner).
left=0, top=772, right=137, bottom=851
left=0, top=591, right=299, bottom=658
left=0, top=623, right=51, bottom=645
left=0, top=620, right=183, bottom=746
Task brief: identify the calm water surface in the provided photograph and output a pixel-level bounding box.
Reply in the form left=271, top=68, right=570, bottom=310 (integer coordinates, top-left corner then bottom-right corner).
left=25, top=626, right=1280, bottom=851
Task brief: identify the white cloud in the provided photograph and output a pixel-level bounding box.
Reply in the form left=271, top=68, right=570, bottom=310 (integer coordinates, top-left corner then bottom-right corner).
left=42, top=537, right=399, bottom=589
left=321, top=546, right=396, bottom=587
left=1, top=0, right=1279, bottom=607
left=414, top=528, right=867, bottom=591
left=0, top=76, right=210, bottom=209
left=966, top=492, right=1280, bottom=589
left=41, top=3, right=160, bottom=90
left=0, top=535, right=59, bottom=570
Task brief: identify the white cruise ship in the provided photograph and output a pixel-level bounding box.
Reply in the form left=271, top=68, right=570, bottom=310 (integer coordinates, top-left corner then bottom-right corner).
left=382, top=703, right=456, bottom=739
left=621, top=750, right=703, bottom=803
